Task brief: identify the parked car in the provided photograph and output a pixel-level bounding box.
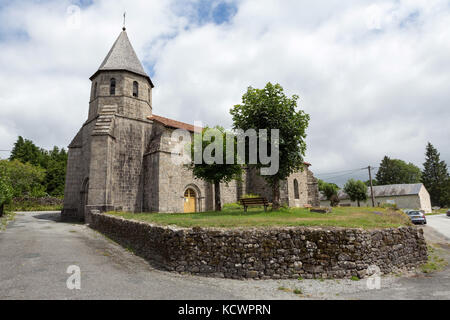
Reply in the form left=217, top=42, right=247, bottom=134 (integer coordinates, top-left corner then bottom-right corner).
left=407, top=210, right=427, bottom=225
left=447, top=209, right=450, bottom=217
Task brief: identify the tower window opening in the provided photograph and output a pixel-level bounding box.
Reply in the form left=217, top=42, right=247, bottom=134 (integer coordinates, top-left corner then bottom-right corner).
left=110, top=78, right=116, bottom=95
left=133, top=81, right=139, bottom=97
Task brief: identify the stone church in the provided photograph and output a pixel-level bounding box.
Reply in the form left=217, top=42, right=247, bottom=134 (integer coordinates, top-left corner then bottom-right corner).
left=62, top=28, right=320, bottom=222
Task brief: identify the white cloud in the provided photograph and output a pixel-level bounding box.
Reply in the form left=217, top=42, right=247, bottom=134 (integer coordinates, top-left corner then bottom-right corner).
left=0, top=0, right=449, bottom=182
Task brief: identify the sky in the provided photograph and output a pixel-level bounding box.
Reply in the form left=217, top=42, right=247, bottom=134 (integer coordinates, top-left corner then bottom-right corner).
left=0, top=0, right=449, bottom=186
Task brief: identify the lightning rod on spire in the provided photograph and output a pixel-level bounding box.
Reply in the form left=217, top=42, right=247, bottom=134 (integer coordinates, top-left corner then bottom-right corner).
left=123, top=12, right=126, bottom=31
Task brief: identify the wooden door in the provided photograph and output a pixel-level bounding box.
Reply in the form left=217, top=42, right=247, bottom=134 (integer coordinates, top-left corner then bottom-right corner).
left=184, top=189, right=196, bottom=213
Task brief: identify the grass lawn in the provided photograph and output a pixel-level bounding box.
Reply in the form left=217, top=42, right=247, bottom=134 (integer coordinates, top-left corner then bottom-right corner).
left=109, top=206, right=413, bottom=229
left=428, top=208, right=449, bottom=216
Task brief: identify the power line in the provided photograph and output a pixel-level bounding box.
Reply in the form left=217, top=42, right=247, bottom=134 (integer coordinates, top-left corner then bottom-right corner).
left=320, top=169, right=367, bottom=181
left=316, top=166, right=379, bottom=182
left=316, top=168, right=367, bottom=179
left=315, top=168, right=365, bottom=177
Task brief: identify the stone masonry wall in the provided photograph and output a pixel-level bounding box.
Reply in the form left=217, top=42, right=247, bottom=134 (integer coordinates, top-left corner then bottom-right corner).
left=89, top=211, right=428, bottom=280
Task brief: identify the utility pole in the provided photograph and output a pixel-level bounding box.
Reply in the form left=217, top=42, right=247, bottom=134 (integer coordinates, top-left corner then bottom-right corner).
left=368, top=166, right=375, bottom=207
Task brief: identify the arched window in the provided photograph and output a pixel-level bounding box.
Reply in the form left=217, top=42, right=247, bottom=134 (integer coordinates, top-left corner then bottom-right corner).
left=110, top=78, right=116, bottom=95
left=133, top=81, right=139, bottom=97
left=93, top=82, right=97, bottom=98
left=294, top=179, right=300, bottom=199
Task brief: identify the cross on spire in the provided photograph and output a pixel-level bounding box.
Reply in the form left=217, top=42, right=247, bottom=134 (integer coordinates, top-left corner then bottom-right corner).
left=122, top=12, right=126, bottom=31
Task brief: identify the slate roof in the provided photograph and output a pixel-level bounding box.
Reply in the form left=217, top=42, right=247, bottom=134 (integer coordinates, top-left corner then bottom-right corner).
left=91, top=30, right=154, bottom=87
left=320, top=183, right=424, bottom=201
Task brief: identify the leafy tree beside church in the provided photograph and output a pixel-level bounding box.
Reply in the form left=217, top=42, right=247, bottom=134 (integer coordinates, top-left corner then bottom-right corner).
left=188, top=127, right=242, bottom=211
left=230, top=83, right=310, bottom=210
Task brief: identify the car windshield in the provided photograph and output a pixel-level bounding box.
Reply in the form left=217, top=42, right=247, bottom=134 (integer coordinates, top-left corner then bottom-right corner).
left=408, top=211, right=421, bottom=215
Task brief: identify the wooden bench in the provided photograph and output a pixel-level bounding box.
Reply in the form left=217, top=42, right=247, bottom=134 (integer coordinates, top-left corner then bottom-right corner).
left=239, top=197, right=270, bottom=212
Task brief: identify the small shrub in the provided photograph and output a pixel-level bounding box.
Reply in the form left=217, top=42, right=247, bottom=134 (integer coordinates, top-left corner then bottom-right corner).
left=330, top=194, right=340, bottom=207
left=381, top=203, right=398, bottom=210
left=350, top=276, right=360, bottom=281
left=293, top=289, right=302, bottom=295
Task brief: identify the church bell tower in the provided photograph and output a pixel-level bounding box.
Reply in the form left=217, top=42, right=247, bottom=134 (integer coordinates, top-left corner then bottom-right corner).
left=88, top=27, right=154, bottom=121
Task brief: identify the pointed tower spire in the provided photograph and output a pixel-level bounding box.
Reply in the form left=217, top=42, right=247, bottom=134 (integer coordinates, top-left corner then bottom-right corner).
left=90, top=28, right=154, bottom=87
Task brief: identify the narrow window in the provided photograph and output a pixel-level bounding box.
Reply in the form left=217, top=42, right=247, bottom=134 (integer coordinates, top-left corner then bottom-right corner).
left=110, top=78, right=116, bottom=95
left=294, top=179, right=300, bottom=199
left=133, top=81, right=139, bottom=97
left=93, top=82, right=97, bottom=98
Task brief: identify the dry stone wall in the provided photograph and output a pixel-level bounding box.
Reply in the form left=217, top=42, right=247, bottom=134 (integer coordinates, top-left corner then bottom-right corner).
left=89, top=210, right=427, bottom=280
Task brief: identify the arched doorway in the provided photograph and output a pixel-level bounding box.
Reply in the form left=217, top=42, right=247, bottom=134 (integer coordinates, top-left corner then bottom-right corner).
left=184, top=188, right=197, bottom=213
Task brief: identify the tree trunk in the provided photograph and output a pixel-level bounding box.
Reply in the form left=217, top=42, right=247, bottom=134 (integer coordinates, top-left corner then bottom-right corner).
left=214, top=180, right=222, bottom=211
left=272, top=180, right=281, bottom=210
left=0, top=203, right=4, bottom=217
left=357, top=199, right=360, bottom=207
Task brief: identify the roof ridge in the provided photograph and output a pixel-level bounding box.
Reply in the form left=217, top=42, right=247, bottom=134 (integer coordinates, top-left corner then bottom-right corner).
left=148, top=114, right=198, bottom=132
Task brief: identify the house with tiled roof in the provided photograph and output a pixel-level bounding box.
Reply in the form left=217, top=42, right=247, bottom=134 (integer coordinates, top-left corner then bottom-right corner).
left=61, top=28, right=319, bottom=221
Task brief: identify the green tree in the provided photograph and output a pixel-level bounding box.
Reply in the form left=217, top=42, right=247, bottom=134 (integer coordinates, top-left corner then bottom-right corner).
left=343, top=179, right=368, bottom=207
left=0, top=160, right=46, bottom=197
left=188, top=127, right=242, bottom=211
left=440, top=178, right=450, bottom=207
left=9, top=136, right=48, bottom=168
left=8, top=137, right=68, bottom=197
left=318, top=179, right=340, bottom=206
left=375, top=156, right=421, bottom=185
left=364, top=179, right=378, bottom=186
left=0, top=171, right=13, bottom=216
left=230, top=82, right=310, bottom=209
left=421, top=143, right=449, bottom=207
left=44, top=147, right=68, bottom=196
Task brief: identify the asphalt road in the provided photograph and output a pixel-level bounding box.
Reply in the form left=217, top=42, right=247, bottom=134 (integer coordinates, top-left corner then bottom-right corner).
left=0, top=212, right=241, bottom=300
left=0, top=211, right=449, bottom=300
left=426, top=214, right=450, bottom=240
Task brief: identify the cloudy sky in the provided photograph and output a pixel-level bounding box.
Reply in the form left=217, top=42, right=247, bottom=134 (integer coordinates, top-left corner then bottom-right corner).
left=0, top=0, right=449, bottom=185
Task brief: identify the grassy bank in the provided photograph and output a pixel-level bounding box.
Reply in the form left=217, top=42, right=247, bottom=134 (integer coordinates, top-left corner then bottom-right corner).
left=0, top=211, right=16, bottom=231
left=421, top=244, right=448, bottom=273
left=109, top=206, right=412, bottom=229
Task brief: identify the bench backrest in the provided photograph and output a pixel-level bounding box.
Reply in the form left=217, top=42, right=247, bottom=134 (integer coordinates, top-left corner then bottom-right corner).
left=240, top=197, right=269, bottom=205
